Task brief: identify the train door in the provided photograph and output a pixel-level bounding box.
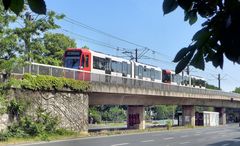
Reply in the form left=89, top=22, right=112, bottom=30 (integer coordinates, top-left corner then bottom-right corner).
left=78, top=49, right=91, bottom=81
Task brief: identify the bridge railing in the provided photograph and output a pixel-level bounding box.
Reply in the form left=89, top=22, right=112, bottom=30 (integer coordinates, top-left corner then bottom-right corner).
left=11, top=62, right=240, bottom=99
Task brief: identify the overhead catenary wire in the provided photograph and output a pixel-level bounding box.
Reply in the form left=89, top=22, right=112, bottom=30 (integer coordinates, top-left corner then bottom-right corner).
left=62, top=16, right=172, bottom=59
left=61, top=28, right=127, bottom=52
left=63, top=17, right=146, bottom=49
left=48, top=8, right=175, bottom=60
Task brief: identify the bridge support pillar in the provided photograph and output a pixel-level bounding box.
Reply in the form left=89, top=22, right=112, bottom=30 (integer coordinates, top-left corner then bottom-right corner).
left=215, top=107, right=226, bottom=125
left=127, top=105, right=145, bottom=130
left=182, top=105, right=195, bottom=127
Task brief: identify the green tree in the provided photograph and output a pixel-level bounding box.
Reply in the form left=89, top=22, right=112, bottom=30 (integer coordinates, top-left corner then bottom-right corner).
left=163, top=0, right=240, bottom=74
left=206, top=83, right=220, bottom=90
left=0, top=4, right=76, bottom=80
left=195, top=106, right=214, bottom=112
left=1, top=0, right=46, bottom=15
left=152, top=105, right=176, bottom=120
left=14, top=10, right=64, bottom=62
left=107, top=107, right=126, bottom=122
left=0, top=4, right=23, bottom=79
left=42, top=33, right=76, bottom=66
left=233, top=87, right=240, bottom=93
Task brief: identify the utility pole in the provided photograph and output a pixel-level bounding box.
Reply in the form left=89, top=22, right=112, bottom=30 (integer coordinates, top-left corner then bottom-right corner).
left=135, top=48, right=138, bottom=62
left=218, top=73, right=221, bottom=90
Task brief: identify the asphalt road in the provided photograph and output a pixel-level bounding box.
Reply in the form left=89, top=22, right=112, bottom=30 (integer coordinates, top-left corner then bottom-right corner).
left=10, top=124, right=240, bottom=146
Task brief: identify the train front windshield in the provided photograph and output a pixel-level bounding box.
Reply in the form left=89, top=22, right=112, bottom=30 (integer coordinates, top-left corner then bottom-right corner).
left=163, top=74, right=171, bottom=83
left=64, top=51, right=81, bottom=69
left=65, top=58, right=80, bottom=69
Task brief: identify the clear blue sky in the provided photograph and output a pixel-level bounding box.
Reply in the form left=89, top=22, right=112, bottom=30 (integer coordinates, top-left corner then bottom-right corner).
left=45, top=0, right=240, bottom=91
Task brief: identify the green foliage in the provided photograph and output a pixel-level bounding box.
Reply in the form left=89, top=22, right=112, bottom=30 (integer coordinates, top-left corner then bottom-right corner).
left=89, top=105, right=127, bottom=123
left=0, top=94, right=7, bottom=115
left=233, top=87, right=240, bottom=94
left=163, top=0, right=178, bottom=15
left=151, top=105, right=176, bottom=120
left=7, top=107, right=59, bottom=139
left=164, top=0, right=240, bottom=73
left=2, top=0, right=46, bottom=15
left=27, top=0, right=46, bottom=15
left=7, top=99, right=27, bottom=120
left=103, top=107, right=126, bottom=122
left=166, top=120, right=172, bottom=130
left=0, top=131, right=8, bottom=141
left=0, top=3, right=70, bottom=77
left=9, top=74, right=90, bottom=92
left=82, top=45, right=90, bottom=49
left=206, top=83, right=220, bottom=90
left=41, top=33, right=76, bottom=66
left=195, top=106, right=214, bottom=112
left=89, top=107, right=101, bottom=124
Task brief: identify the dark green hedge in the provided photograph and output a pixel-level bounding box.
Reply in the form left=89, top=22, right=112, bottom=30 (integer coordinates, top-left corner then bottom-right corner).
left=8, top=74, right=90, bottom=92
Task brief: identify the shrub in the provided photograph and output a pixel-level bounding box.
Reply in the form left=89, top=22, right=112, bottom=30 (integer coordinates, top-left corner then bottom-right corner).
left=0, top=132, right=8, bottom=141
left=6, top=107, right=60, bottom=139
left=166, top=120, right=172, bottom=130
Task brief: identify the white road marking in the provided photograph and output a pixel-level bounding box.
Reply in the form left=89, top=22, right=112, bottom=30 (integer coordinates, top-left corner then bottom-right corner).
left=111, top=143, right=129, bottom=146
left=194, top=133, right=201, bottom=136
left=153, top=134, right=162, bottom=136
left=181, top=135, right=189, bottom=138
left=180, top=141, right=191, bottom=144
left=221, top=144, right=230, bottom=146
left=141, top=139, right=154, bottom=143
left=164, top=137, right=174, bottom=140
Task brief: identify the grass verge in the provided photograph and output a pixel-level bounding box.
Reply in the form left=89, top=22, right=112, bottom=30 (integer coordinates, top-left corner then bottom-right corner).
left=1, top=126, right=204, bottom=145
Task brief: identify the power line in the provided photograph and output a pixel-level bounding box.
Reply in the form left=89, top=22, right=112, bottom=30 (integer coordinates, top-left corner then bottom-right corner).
left=50, top=9, right=174, bottom=64
left=61, top=28, right=127, bottom=52
left=62, top=16, right=172, bottom=59
left=64, top=17, right=145, bottom=49
left=141, top=55, right=175, bottom=66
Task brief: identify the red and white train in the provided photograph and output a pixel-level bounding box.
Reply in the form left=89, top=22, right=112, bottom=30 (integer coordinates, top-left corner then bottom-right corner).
left=64, top=48, right=206, bottom=88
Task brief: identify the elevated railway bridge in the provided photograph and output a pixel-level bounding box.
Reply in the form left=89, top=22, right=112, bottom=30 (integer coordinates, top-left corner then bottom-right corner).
left=11, top=62, right=240, bottom=129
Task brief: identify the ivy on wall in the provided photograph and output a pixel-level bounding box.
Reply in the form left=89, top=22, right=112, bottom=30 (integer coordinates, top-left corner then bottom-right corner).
left=7, top=74, right=90, bottom=92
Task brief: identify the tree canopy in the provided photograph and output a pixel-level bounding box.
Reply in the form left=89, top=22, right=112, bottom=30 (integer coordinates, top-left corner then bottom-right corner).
left=233, top=87, right=240, bottom=94
left=163, top=0, right=240, bottom=74
left=0, top=3, right=76, bottom=76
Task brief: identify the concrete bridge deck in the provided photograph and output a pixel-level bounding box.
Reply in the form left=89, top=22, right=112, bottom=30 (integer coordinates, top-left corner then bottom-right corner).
left=11, top=62, right=240, bottom=129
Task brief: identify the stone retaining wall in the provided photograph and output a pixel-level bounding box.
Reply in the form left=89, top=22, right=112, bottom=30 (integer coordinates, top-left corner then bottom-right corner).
left=6, top=89, right=89, bottom=132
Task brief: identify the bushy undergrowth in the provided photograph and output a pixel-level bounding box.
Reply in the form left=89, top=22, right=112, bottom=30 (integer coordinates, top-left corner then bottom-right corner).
left=0, top=102, right=74, bottom=141
left=0, top=74, right=85, bottom=141
left=7, top=73, right=90, bottom=92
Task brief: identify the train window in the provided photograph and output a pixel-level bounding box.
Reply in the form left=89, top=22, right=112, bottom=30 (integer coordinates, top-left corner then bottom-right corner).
left=65, top=58, right=80, bottom=69
left=138, top=65, right=143, bottom=77
left=155, top=70, right=161, bottom=80
left=162, top=70, right=171, bottom=83
left=85, top=55, right=89, bottom=67
left=117, top=62, right=122, bottom=73
left=111, top=61, right=117, bottom=72
left=93, top=56, right=105, bottom=70
left=135, top=65, right=138, bottom=76
left=143, top=68, right=150, bottom=78
left=128, top=64, right=131, bottom=75
left=122, top=62, right=128, bottom=76
left=150, top=68, right=155, bottom=80
left=147, top=69, right=150, bottom=78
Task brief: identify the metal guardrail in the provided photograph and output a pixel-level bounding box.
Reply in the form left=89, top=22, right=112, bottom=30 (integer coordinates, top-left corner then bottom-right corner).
left=11, top=62, right=240, bottom=99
